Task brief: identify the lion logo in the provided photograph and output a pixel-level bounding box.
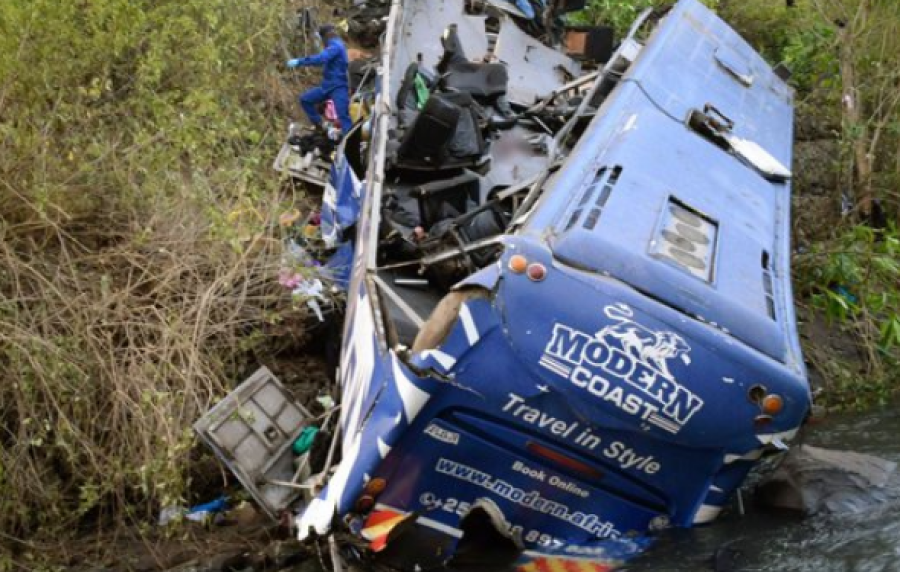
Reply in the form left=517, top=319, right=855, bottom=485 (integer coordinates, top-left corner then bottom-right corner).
left=596, top=304, right=691, bottom=379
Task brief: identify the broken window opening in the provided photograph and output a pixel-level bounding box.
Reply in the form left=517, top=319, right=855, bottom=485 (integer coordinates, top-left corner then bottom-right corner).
left=687, top=104, right=792, bottom=182
left=686, top=104, right=734, bottom=153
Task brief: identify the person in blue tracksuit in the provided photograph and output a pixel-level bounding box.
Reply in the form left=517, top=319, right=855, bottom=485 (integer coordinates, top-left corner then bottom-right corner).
left=287, top=25, right=353, bottom=135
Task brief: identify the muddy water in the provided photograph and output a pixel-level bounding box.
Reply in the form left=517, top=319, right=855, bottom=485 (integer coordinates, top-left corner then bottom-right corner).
left=626, top=407, right=900, bottom=572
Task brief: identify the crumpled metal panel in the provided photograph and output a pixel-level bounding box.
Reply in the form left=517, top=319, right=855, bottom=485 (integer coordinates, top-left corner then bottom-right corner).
left=494, top=20, right=582, bottom=105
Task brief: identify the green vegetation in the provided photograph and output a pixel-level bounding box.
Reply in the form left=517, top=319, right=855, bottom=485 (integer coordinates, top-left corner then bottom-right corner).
left=796, top=225, right=900, bottom=408
left=567, top=0, right=719, bottom=36
left=0, top=0, right=307, bottom=550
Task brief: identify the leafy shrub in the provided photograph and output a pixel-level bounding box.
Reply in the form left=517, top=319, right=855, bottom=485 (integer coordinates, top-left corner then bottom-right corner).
left=716, top=0, right=798, bottom=62
left=795, top=225, right=900, bottom=407
left=0, top=0, right=302, bottom=544
left=780, top=20, right=838, bottom=93
left=567, top=0, right=718, bottom=39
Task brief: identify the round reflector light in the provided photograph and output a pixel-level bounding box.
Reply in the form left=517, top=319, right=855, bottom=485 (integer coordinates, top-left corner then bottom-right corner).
left=526, top=263, right=547, bottom=282
left=509, top=254, right=527, bottom=273
left=762, top=394, right=784, bottom=416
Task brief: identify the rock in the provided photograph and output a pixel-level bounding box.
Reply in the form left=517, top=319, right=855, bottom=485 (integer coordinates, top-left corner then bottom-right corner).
left=133, top=549, right=193, bottom=571
left=795, top=98, right=840, bottom=141
left=164, top=560, right=209, bottom=572
left=209, top=552, right=257, bottom=572
left=792, top=194, right=838, bottom=244
left=262, top=539, right=309, bottom=569
left=755, top=444, right=898, bottom=514
left=790, top=103, right=843, bottom=245
left=710, top=543, right=741, bottom=572
left=793, top=139, right=840, bottom=197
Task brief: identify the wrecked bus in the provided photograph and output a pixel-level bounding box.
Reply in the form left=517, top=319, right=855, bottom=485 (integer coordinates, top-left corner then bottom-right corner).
left=290, top=0, right=810, bottom=568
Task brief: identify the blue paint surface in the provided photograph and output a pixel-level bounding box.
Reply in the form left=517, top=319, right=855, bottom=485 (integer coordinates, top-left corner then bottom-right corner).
left=298, top=0, right=811, bottom=565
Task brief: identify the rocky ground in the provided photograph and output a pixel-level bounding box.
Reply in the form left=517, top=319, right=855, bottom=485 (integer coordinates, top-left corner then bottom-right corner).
left=791, top=95, right=843, bottom=248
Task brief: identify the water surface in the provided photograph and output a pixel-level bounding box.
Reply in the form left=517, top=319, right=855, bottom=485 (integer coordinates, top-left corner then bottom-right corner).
left=626, top=407, right=900, bottom=572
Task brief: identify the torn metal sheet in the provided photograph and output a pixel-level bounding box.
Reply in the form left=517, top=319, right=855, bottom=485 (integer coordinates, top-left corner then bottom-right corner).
left=494, top=19, right=582, bottom=105
left=194, top=367, right=313, bottom=519
left=483, top=0, right=530, bottom=19
left=727, top=134, right=792, bottom=181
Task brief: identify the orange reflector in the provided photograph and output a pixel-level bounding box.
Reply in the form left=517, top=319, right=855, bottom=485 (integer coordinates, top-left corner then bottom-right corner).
left=509, top=254, right=528, bottom=273
left=526, top=441, right=602, bottom=480
left=526, top=263, right=547, bottom=282
left=364, top=477, right=387, bottom=496
left=762, top=394, right=784, bottom=416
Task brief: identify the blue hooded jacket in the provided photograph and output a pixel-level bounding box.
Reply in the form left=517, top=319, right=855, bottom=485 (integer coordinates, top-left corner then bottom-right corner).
left=295, top=37, right=349, bottom=92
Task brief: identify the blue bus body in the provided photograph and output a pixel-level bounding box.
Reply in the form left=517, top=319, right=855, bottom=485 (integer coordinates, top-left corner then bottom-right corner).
left=299, top=0, right=810, bottom=568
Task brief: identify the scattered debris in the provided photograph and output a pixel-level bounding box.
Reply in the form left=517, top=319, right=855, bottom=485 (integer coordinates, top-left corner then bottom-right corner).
left=159, top=497, right=229, bottom=526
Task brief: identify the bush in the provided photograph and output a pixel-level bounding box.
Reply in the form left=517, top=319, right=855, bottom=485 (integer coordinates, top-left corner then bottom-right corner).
left=567, top=0, right=718, bottom=39
left=0, top=0, right=302, bottom=543
left=795, top=224, right=900, bottom=407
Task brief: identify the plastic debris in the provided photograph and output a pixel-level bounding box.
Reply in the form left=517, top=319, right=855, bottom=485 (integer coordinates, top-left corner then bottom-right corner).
left=158, top=496, right=228, bottom=526
left=832, top=285, right=858, bottom=305
left=280, top=209, right=302, bottom=227
left=158, top=505, right=184, bottom=526
left=292, top=277, right=325, bottom=321
left=292, top=426, right=320, bottom=455
left=316, top=394, right=336, bottom=410
left=511, top=0, right=535, bottom=19
left=186, top=496, right=229, bottom=522
left=278, top=268, right=305, bottom=289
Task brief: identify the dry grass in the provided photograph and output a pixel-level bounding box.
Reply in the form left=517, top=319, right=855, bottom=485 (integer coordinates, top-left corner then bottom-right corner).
left=0, top=173, right=291, bottom=545
left=0, top=0, right=349, bottom=563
